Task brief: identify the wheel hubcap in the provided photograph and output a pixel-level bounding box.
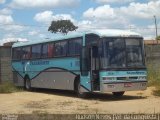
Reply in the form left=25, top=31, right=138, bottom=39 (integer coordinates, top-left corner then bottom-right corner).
left=26, top=80, right=30, bottom=89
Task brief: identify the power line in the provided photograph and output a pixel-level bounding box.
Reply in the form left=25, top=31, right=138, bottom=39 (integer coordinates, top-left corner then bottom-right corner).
left=0, top=23, right=160, bottom=30
left=0, top=23, right=49, bottom=28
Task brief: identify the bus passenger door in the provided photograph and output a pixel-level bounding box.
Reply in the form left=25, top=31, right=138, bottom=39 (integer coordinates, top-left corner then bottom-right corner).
left=80, top=46, right=100, bottom=92
left=90, top=46, right=100, bottom=91
left=80, top=47, right=92, bottom=92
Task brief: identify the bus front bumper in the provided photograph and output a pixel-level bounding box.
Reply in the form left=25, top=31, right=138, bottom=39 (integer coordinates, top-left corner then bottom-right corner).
left=100, top=81, right=147, bottom=93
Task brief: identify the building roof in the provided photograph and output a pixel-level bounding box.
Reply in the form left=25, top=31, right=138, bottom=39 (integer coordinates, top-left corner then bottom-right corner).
left=144, top=40, right=160, bottom=45
left=12, top=29, right=142, bottom=47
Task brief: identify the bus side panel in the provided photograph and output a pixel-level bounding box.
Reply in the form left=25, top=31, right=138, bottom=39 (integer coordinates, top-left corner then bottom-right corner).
left=27, top=58, right=79, bottom=79
left=12, top=57, right=80, bottom=90
left=27, top=58, right=80, bottom=90
left=12, top=61, right=25, bottom=86
left=80, top=74, right=92, bottom=92
left=31, top=68, right=76, bottom=90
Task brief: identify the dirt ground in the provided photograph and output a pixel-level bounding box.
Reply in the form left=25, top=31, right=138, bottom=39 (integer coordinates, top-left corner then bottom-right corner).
left=0, top=87, right=160, bottom=114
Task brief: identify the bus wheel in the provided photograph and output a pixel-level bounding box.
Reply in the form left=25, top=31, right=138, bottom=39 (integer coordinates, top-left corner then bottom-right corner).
left=25, top=77, right=32, bottom=91
left=76, top=80, right=88, bottom=98
left=112, top=92, right=125, bottom=97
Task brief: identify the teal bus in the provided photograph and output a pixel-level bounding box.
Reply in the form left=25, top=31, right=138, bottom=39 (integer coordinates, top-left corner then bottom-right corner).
left=12, top=29, right=147, bottom=97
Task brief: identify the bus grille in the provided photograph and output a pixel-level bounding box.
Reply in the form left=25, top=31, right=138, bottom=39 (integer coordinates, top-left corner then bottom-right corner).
left=117, top=76, right=138, bottom=80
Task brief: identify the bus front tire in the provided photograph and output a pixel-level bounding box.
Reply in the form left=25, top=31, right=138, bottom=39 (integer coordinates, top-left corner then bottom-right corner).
left=75, top=80, right=88, bottom=98
left=25, top=77, right=32, bottom=91
left=112, top=91, right=125, bottom=97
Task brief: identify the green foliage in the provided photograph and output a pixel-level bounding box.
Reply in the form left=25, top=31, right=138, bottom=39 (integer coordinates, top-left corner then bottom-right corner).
left=48, top=20, right=78, bottom=35
left=0, top=81, right=22, bottom=93
left=156, top=35, right=160, bottom=40
left=147, top=64, right=160, bottom=96
left=147, top=64, right=160, bottom=85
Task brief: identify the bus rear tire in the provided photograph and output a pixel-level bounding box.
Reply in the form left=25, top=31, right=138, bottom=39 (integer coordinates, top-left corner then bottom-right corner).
left=112, top=91, right=125, bottom=97
left=25, top=77, right=32, bottom=91
left=75, top=80, right=88, bottom=98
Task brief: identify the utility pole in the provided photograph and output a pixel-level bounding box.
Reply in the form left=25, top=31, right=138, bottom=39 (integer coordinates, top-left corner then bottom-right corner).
left=154, top=15, right=158, bottom=44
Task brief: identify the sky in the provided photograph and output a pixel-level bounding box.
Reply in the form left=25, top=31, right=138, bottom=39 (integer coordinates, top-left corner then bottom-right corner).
left=0, top=0, right=160, bottom=45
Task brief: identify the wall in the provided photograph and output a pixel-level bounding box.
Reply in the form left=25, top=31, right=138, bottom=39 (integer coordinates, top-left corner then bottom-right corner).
left=145, top=45, right=160, bottom=69
left=0, top=46, right=13, bottom=83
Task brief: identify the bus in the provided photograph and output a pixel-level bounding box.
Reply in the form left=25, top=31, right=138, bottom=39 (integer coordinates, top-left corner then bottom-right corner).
left=12, top=29, right=147, bottom=98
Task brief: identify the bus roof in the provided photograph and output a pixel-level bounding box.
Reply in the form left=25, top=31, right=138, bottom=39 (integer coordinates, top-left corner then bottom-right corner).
left=12, top=29, right=142, bottom=47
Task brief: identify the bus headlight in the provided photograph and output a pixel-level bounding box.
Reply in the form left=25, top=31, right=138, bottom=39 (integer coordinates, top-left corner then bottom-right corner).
left=138, top=76, right=146, bottom=80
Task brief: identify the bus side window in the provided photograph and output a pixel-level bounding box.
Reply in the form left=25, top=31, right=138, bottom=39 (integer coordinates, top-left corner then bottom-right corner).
left=42, top=44, right=48, bottom=58
left=32, top=44, right=42, bottom=59
left=68, top=38, right=82, bottom=56
left=55, top=41, right=67, bottom=57
left=55, top=42, right=61, bottom=56
left=12, top=47, right=22, bottom=60
left=22, top=46, right=31, bottom=59
left=48, top=44, right=54, bottom=58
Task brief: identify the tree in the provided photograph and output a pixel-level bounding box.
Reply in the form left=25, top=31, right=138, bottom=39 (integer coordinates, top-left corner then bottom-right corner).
left=48, top=20, right=78, bottom=35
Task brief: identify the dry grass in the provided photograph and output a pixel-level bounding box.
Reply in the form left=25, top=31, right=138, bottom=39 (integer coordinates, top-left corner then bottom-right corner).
left=0, top=81, right=22, bottom=93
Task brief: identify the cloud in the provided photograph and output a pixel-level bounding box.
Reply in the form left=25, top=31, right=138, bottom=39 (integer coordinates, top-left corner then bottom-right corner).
left=0, top=8, right=12, bottom=15
left=4, top=24, right=25, bottom=31
left=9, top=0, right=79, bottom=9
left=84, top=0, right=160, bottom=22
left=2, top=0, right=157, bottom=43
left=0, top=15, right=14, bottom=24
left=0, top=15, right=25, bottom=32
left=34, top=11, right=54, bottom=24
left=0, top=8, right=26, bottom=32
left=39, top=34, right=46, bottom=38
left=0, top=8, right=21, bottom=31
left=130, top=24, right=158, bottom=39
left=0, top=8, right=19, bottom=31
left=0, top=0, right=5, bottom=4
left=83, top=5, right=129, bottom=28
left=82, top=0, right=160, bottom=39
left=0, top=37, right=28, bottom=46
left=94, top=0, right=136, bottom=4
left=83, top=5, right=116, bottom=20
left=118, top=1, right=160, bottom=19
left=28, top=30, right=39, bottom=36
left=34, top=11, right=75, bottom=24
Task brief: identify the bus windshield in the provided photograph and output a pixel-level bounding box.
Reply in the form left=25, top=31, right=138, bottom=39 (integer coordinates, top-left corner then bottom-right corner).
left=100, top=37, right=144, bottom=69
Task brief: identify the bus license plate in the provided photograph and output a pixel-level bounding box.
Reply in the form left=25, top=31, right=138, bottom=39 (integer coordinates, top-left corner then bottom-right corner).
left=124, top=83, right=132, bottom=87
